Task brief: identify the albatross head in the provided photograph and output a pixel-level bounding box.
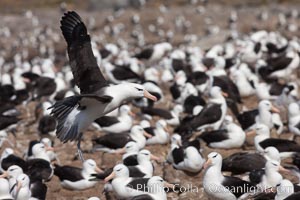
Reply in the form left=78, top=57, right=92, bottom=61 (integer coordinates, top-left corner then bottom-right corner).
left=137, top=149, right=160, bottom=163
left=83, top=159, right=103, bottom=174
left=16, top=174, right=30, bottom=191
left=204, top=152, right=222, bottom=169
left=121, top=83, right=157, bottom=102
left=104, top=164, right=129, bottom=183
left=0, top=165, right=23, bottom=179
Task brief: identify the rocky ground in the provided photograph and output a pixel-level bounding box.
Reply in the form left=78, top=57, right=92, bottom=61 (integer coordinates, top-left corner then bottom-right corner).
left=1, top=1, right=300, bottom=200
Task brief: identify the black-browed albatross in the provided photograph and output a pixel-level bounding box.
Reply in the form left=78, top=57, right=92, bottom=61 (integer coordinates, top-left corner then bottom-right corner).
left=50, top=11, right=157, bottom=161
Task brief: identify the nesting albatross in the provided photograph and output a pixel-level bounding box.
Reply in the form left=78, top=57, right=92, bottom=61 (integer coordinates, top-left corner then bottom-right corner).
left=50, top=11, right=157, bottom=161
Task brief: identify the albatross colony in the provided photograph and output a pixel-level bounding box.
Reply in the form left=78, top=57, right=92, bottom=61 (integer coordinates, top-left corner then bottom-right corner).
left=2, top=2, right=300, bottom=199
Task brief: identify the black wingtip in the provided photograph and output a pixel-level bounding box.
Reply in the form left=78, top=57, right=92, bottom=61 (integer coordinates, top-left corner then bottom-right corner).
left=60, top=11, right=89, bottom=46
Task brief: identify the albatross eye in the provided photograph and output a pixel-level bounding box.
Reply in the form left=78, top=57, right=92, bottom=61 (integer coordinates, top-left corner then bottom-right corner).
left=213, top=154, right=218, bottom=158
left=135, top=87, right=143, bottom=92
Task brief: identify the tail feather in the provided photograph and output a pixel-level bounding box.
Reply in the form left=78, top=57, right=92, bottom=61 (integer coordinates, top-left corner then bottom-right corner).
left=49, top=96, right=81, bottom=142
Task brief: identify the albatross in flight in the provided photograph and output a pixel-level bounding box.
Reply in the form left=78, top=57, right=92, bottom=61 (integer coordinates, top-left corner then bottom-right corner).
left=50, top=11, right=157, bottom=161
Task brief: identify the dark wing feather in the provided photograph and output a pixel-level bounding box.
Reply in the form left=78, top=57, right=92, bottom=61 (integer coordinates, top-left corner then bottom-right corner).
left=49, top=94, right=112, bottom=142
left=27, top=140, right=40, bottom=157
left=141, top=107, right=173, bottom=119
left=126, top=178, right=150, bottom=191
left=252, top=191, right=275, bottom=200
left=30, top=180, right=48, bottom=200
left=135, top=48, right=153, bottom=60
left=60, top=11, right=108, bottom=94
left=267, top=54, right=293, bottom=72
left=184, top=139, right=201, bottom=150
left=99, top=48, right=111, bottom=59
left=38, top=116, right=57, bottom=134
left=294, top=184, right=300, bottom=192
left=170, top=83, right=181, bottom=100
left=222, top=152, right=266, bottom=175
left=112, top=65, right=142, bottom=81
left=295, top=121, right=300, bottom=130
left=202, top=58, right=214, bottom=68
left=214, top=76, right=241, bottom=103
left=25, top=159, right=52, bottom=181
left=237, top=109, right=259, bottom=130
left=123, top=155, right=138, bottom=166
left=79, top=94, right=113, bottom=105
left=222, top=176, right=256, bottom=198
left=54, top=164, right=83, bottom=182
left=128, top=166, right=147, bottom=177
left=92, top=134, right=131, bottom=149
left=0, top=114, right=20, bottom=130
left=172, top=59, right=185, bottom=72
left=143, top=127, right=155, bottom=136
left=190, top=104, right=222, bottom=130
left=187, top=71, right=209, bottom=85
left=35, top=77, right=57, bottom=98
left=183, top=95, right=206, bottom=115
left=259, top=139, right=300, bottom=152
left=198, top=129, right=229, bottom=145
left=249, top=169, right=265, bottom=185
left=172, top=147, right=185, bottom=164
left=1, top=155, right=26, bottom=171
left=269, top=81, right=286, bottom=96
left=89, top=168, right=113, bottom=181
left=292, top=153, right=300, bottom=169
left=94, top=116, right=120, bottom=127
left=284, top=192, right=300, bottom=200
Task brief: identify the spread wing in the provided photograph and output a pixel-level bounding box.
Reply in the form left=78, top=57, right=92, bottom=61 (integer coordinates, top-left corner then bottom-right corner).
left=60, top=11, right=108, bottom=94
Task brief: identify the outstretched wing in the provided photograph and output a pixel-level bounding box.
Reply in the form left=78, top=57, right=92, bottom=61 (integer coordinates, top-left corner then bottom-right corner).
left=60, top=11, right=108, bottom=94
left=49, top=95, right=112, bottom=142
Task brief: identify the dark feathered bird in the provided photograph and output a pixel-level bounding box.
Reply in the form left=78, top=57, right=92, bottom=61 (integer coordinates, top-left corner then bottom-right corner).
left=222, top=152, right=266, bottom=175
left=0, top=114, right=20, bottom=131
left=54, top=164, right=84, bottom=182
left=38, top=116, right=57, bottom=135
